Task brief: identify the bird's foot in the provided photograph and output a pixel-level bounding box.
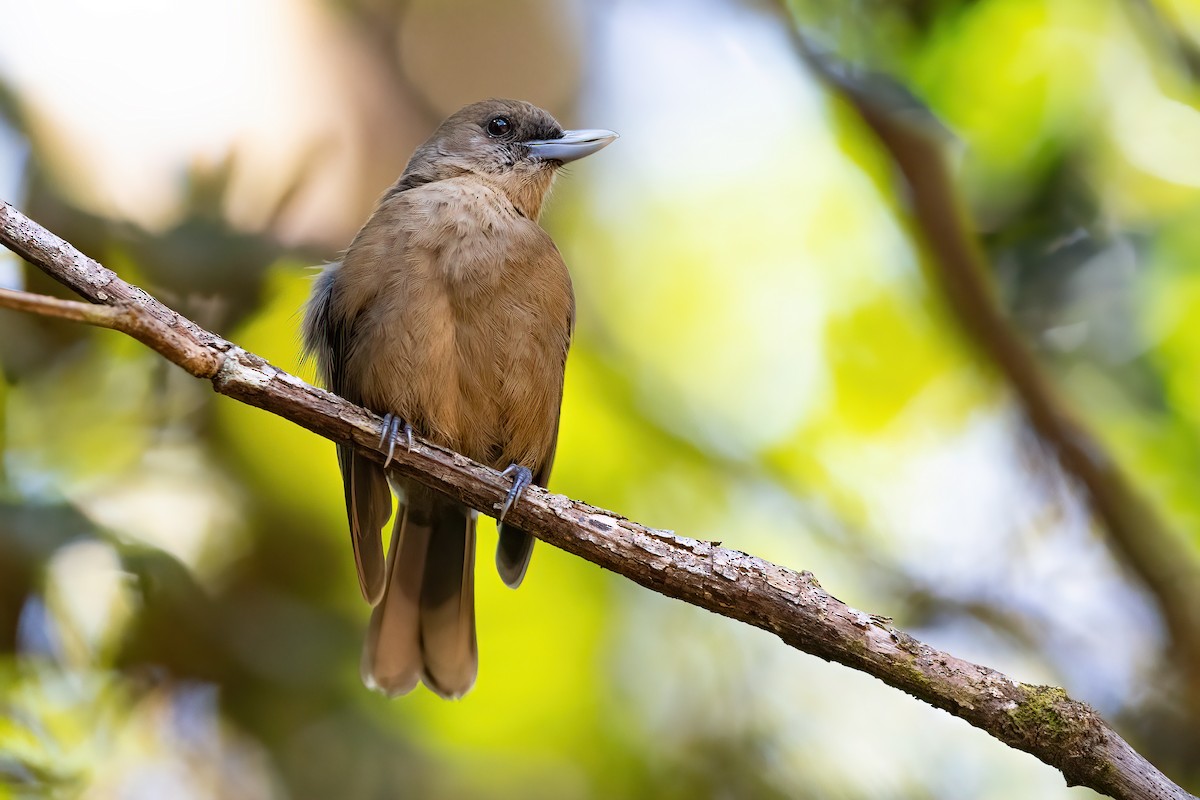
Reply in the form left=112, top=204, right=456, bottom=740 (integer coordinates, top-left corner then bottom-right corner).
left=497, top=464, right=533, bottom=523
left=378, top=413, right=414, bottom=469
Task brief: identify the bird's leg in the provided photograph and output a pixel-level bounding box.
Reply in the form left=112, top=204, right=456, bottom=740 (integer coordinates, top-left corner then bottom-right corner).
left=497, top=464, right=533, bottom=523
left=378, top=413, right=414, bottom=468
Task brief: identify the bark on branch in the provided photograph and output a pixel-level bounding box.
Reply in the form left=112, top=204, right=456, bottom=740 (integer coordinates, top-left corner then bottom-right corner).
left=0, top=200, right=1193, bottom=800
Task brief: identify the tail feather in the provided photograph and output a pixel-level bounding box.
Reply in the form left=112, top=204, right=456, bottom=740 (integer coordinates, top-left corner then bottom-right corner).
left=495, top=523, right=535, bottom=589
left=361, top=484, right=478, bottom=699
left=419, top=504, right=477, bottom=697
left=361, top=501, right=426, bottom=697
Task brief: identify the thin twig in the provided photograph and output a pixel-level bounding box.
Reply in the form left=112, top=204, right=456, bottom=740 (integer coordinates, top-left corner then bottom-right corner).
left=0, top=200, right=1193, bottom=800
left=0, top=287, right=122, bottom=326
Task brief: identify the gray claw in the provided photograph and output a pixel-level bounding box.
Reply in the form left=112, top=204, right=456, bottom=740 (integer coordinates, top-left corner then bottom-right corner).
left=385, top=430, right=397, bottom=468
left=498, top=464, right=533, bottom=523
left=379, top=414, right=412, bottom=469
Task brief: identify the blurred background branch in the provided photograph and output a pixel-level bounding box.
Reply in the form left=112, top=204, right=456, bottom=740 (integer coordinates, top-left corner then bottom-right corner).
left=0, top=199, right=1192, bottom=800
left=789, top=34, right=1200, bottom=703
left=1124, top=0, right=1200, bottom=80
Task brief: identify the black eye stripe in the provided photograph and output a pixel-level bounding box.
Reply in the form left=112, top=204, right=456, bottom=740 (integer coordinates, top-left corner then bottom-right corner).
left=486, top=116, right=511, bottom=137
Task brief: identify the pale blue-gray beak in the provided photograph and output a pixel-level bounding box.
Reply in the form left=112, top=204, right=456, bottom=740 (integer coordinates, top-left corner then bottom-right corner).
left=525, top=129, right=618, bottom=163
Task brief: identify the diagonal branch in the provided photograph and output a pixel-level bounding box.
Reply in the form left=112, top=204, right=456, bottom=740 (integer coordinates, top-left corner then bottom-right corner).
left=0, top=200, right=1193, bottom=800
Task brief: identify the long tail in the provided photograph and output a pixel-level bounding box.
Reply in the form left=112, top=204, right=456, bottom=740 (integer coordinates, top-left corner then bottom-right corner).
left=361, top=483, right=477, bottom=699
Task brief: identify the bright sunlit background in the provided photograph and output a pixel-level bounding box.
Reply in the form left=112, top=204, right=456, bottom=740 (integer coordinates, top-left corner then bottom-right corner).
left=2, top=0, right=1199, bottom=797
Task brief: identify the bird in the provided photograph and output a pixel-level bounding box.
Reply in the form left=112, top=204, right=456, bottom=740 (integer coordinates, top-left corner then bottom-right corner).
left=302, top=99, right=616, bottom=699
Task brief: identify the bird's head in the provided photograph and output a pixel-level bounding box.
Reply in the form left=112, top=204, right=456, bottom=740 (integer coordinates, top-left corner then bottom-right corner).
left=394, top=98, right=617, bottom=220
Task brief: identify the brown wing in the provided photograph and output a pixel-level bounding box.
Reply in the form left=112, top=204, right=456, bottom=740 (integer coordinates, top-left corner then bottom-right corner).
left=303, top=266, right=389, bottom=605
left=495, top=288, right=574, bottom=589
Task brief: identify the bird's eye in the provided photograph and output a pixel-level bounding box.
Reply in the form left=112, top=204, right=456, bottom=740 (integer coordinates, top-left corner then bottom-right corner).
left=486, top=116, right=511, bottom=137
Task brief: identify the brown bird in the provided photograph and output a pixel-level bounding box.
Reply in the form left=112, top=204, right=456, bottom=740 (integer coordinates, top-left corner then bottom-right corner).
left=302, top=99, right=616, bottom=698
